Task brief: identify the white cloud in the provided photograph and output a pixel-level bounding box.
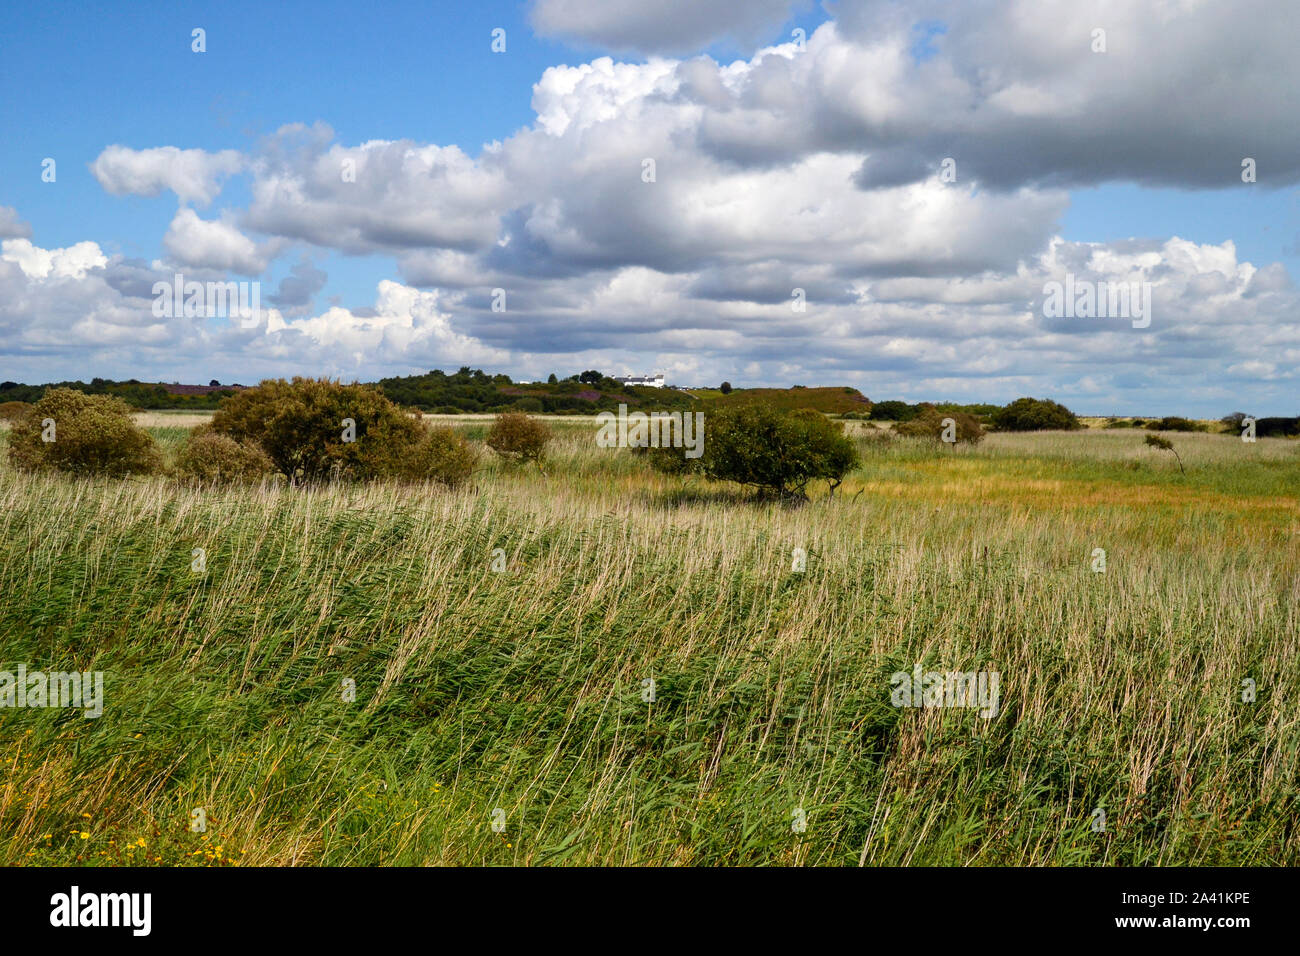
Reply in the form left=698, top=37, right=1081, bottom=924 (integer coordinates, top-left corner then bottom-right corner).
left=163, top=209, right=274, bottom=276
left=91, top=145, right=244, bottom=206
left=2, top=238, right=107, bottom=279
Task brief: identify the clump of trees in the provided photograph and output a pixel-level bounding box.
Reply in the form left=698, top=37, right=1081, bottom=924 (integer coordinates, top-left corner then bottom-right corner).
left=991, top=397, right=1082, bottom=431
left=651, top=404, right=859, bottom=500
left=486, top=412, right=552, bottom=467
left=7, top=388, right=162, bottom=477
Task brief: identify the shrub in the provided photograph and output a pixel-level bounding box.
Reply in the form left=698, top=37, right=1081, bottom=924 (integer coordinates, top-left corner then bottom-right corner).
left=991, top=397, right=1082, bottom=431
left=486, top=412, right=551, bottom=465
left=895, top=407, right=985, bottom=444
left=869, top=400, right=918, bottom=422
left=0, top=400, right=33, bottom=423
left=655, top=404, right=858, bottom=499
left=1145, top=416, right=1205, bottom=433
left=7, top=388, right=161, bottom=477
left=1254, top=416, right=1300, bottom=438
left=210, top=378, right=424, bottom=483
left=176, top=430, right=274, bottom=486
left=390, top=426, right=478, bottom=487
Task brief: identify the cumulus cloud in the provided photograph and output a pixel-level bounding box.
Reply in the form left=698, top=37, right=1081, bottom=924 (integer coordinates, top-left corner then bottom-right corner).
left=91, top=145, right=244, bottom=205
left=2, top=238, right=107, bottom=279
left=0, top=240, right=505, bottom=384
left=242, top=123, right=509, bottom=255
left=530, top=0, right=804, bottom=54
left=11, top=0, right=1300, bottom=414
left=0, top=207, right=32, bottom=240
left=162, top=208, right=277, bottom=276
left=269, top=256, right=329, bottom=316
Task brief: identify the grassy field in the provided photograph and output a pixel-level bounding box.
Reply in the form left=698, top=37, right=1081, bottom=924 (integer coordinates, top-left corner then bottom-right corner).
left=1, top=419, right=1298, bottom=865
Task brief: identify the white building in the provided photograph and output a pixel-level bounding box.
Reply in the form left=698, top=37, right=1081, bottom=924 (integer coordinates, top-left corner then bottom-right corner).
left=617, top=373, right=666, bottom=388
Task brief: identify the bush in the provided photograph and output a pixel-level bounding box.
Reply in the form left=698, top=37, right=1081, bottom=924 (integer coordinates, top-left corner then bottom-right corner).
left=869, top=400, right=918, bottom=422
left=1145, top=416, right=1205, bottom=433
left=389, top=426, right=477, bottom=487
left=655, top=404, right=858, bottom=499
left=210, top=378, right=424, bottom=483
left=486, top=412, right=551, bottom=465
left=176, top=430, right=274, bottom=486
left=0, top=400, right=33, bottom=423
left=7, top=388, right=161, bottom=477
left=895, top=407, right=985, bottom=444
left=991, top=397, right=1082, bottom=431
left=1254, top=416, right=1300, bottom=438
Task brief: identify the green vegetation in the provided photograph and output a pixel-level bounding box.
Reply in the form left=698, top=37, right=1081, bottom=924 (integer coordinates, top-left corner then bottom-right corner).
left=375, top=367, right=694, bottom=414
left=0, top=378, right=240, bottom=410
left=7, top=388, right=161, bottom=477
left=486, top=412, right=552, bottom=467
left=893, top=407, right=986, bottom=445
left=1146, top=416, right=1207, bottom=433
left=991, top=397, right=1083, bottom=432
left=654, top=404, right=859, bottom=500
left=1, top=419, right=1298, bottom=866
left=176, top=431, right=275, bottom=487
left=707, top=385, right=871, bottom=416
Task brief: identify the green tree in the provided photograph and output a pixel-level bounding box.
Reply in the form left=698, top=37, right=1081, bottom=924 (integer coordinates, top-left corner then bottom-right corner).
left=654, top=404, right=858, bottom=500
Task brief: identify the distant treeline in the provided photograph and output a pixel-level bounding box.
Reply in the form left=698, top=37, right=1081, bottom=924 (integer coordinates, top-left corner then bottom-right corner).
left=373, top=368, right=696, bottom=413
left=859, top=400, right=1003, bottom=423
left=0, top=369, right=695, bottom=414
left=0, top=379, right=238, bottom=409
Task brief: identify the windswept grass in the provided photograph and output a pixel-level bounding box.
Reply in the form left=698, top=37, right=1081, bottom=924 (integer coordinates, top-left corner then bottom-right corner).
left=0, top=422, right=1297, bottom=865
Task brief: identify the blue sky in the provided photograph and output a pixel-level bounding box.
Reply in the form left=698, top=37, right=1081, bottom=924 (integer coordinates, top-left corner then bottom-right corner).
left=2, top=0, right=1298, bottom=416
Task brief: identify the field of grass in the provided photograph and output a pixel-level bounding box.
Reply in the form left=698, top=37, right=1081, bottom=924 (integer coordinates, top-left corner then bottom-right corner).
left=1, top=419, right=1298, bottom=865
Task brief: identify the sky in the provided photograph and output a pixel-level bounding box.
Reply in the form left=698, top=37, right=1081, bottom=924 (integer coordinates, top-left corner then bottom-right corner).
left=1, top=0, right=1298, bottom=416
